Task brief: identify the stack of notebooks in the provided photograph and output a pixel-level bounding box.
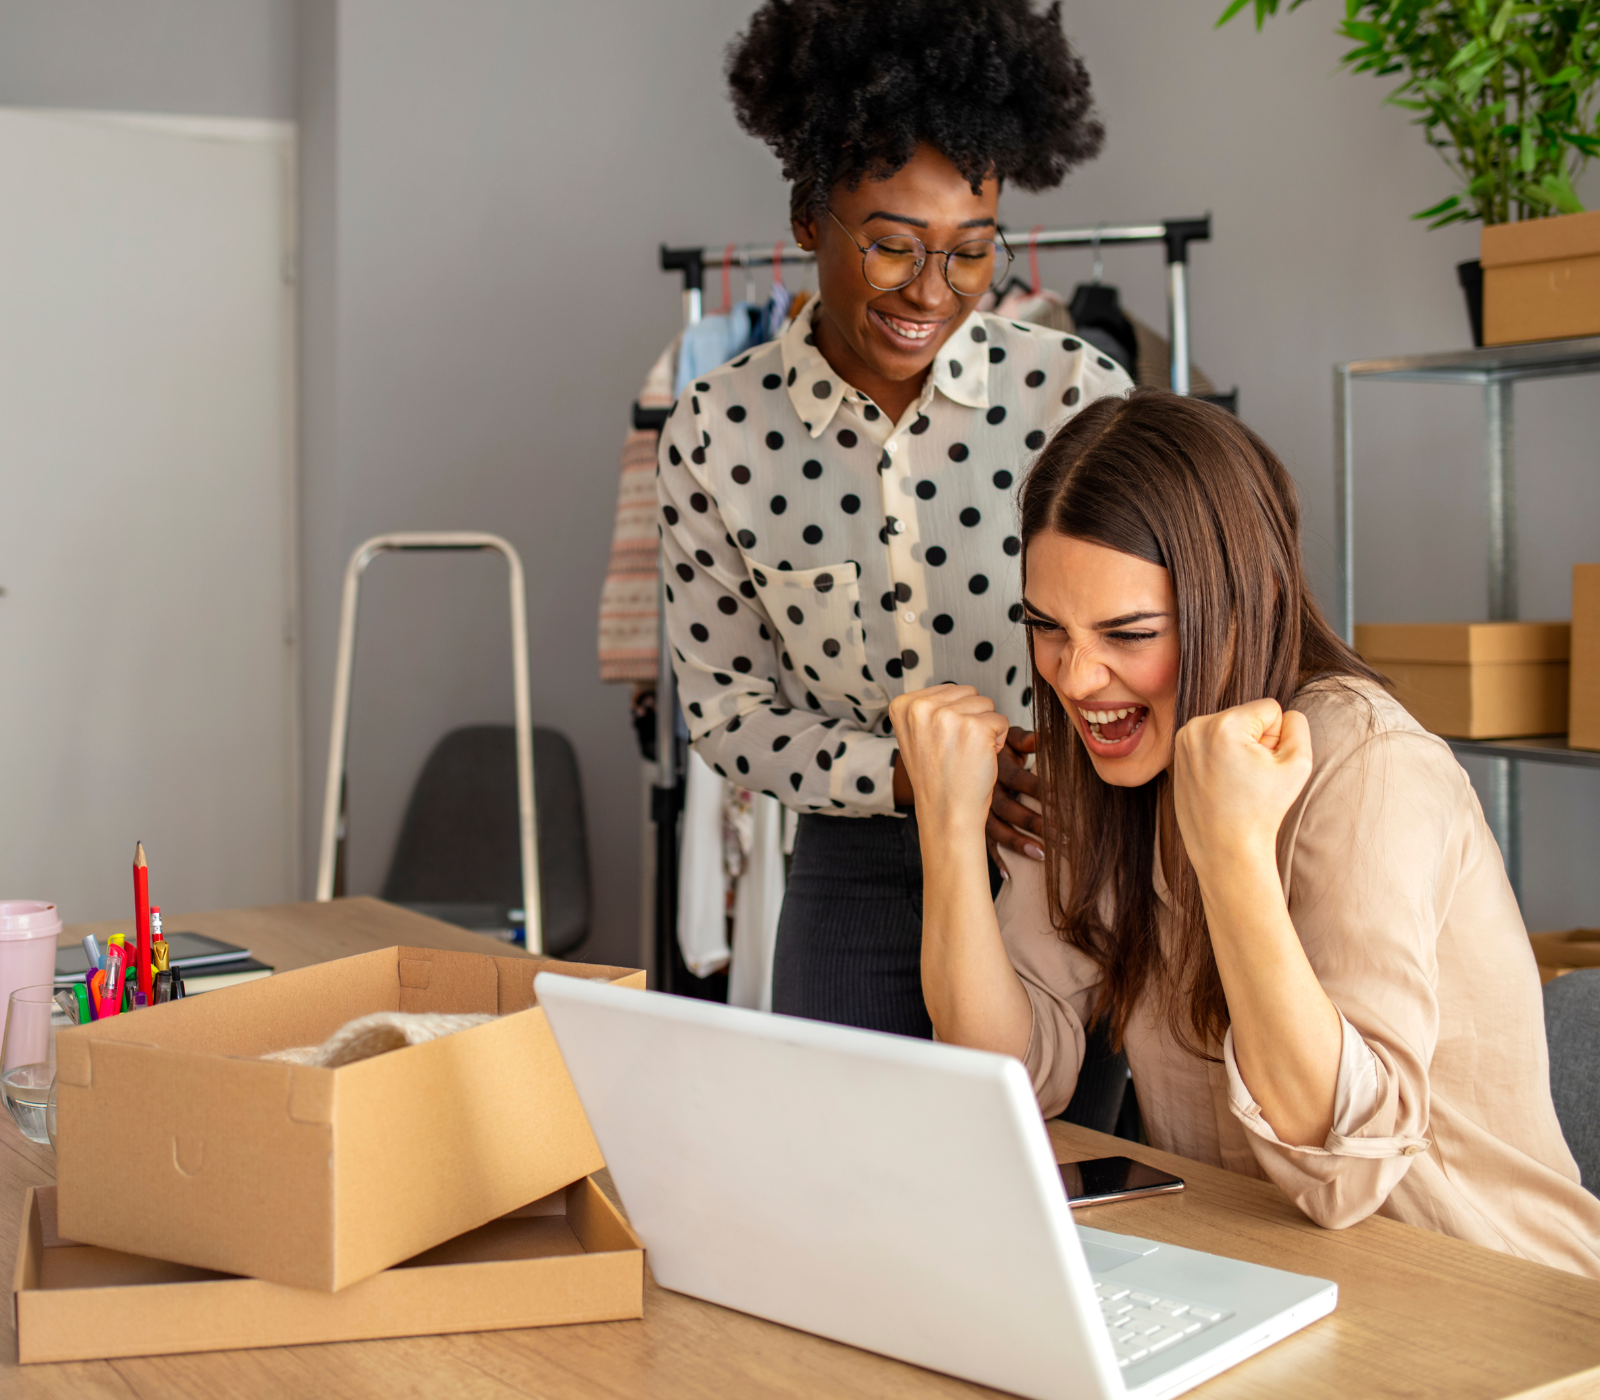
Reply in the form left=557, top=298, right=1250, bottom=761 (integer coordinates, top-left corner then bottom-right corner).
left=55, top=931, right=273, bottom=993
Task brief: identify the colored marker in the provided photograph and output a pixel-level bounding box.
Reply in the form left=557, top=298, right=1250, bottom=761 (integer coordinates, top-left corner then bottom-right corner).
left=102, top=944, right=126, bottom=1018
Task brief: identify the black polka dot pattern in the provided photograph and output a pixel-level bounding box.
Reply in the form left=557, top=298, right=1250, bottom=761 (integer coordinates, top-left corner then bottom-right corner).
left=654, top=303, right=1128, bottom=815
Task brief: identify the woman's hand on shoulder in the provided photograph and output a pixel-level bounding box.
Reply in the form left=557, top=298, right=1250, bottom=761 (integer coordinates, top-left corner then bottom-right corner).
left=1174, top=698, right=1312, bottom=878
left=889, top=685, right=1011, bottom=838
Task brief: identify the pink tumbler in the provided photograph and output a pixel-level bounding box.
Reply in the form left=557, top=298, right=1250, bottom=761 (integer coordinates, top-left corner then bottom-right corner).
left=0, top=902, right=63, bottom=1029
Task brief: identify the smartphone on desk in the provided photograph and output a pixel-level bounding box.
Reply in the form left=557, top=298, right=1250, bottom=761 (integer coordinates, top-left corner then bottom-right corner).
left=1059, top=1156, right=1184, bottom=1208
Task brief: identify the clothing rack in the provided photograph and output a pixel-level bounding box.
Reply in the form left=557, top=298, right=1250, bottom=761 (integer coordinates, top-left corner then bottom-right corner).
left=643, top=216, right=1211, bottom=994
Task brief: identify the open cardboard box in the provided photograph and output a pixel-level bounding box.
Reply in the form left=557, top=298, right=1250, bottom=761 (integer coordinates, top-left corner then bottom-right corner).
left=15, top=1177, right=641, bottom=1363
left=55, top=945, right=644, bottom=1291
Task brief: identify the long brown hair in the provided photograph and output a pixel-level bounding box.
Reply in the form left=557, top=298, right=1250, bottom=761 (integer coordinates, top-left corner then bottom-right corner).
left=1019, top=389, right=1381, bottom=1056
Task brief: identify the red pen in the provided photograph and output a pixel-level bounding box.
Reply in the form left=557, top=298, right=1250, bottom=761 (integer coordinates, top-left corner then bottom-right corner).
left=133, top=843, right=152, bottom=1008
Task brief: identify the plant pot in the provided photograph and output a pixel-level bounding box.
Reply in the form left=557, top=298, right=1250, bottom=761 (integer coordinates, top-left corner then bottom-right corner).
left=1457, top=259, right=1484, bottom=348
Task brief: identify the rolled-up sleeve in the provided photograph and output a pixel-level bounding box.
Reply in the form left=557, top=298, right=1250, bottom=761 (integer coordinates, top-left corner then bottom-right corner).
left=1228, top=727, right=1457, bottom=1229
left=994, top=848, right=1101, bottom=1118
left=657, top=396, right=897, bottom=815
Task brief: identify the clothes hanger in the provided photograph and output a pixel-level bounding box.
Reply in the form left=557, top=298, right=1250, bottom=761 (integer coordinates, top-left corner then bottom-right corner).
left=996, top=223, right=1044, bottom=301
left=1067, top=225, right=1138, bottom=376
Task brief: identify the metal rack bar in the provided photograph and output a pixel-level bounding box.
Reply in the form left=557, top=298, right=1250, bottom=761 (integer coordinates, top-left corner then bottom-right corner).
left=649, top=216, right=1210, bottom=991
left=1331, top=337, right=1600, bottom=905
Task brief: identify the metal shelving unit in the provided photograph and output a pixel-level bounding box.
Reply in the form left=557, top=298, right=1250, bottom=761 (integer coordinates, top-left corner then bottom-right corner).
left=1333, top=335, right=1600, bottom=899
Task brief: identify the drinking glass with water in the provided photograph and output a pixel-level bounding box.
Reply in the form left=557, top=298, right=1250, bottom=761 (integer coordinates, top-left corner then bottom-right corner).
left=2, top=984, right=66, bottom=1145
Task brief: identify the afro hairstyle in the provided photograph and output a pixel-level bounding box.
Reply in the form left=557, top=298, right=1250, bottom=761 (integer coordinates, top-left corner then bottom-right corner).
left=726, top=0, right=1104, bottom=220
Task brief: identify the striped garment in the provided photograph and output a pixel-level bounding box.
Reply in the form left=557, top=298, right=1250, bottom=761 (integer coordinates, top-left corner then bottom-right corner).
left=597, top=338, right=677, bottom=683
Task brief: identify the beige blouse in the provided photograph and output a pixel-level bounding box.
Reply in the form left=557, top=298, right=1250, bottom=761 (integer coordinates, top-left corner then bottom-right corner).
left=998, top=679, right=1600, bottom=1278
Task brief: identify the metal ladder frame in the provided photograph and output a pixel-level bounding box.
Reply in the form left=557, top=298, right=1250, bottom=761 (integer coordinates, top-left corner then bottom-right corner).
left=314, top=531, right=543, bottom=955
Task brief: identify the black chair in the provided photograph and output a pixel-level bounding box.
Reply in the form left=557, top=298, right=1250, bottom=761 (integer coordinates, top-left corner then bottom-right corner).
left=381, top=724, right=591, bottom=958
left=1058, top=1019, right=1139, bottom=1140
left=1545, top=969, right=1600, bottom=1196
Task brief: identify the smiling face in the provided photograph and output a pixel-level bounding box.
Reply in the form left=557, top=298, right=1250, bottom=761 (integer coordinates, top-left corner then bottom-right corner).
left=793, top=144, right=999, bottom=417
left=1023, top=532, right=1180, bottom=788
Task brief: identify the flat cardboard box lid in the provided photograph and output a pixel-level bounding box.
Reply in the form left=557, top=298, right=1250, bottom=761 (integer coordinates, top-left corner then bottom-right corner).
left=15, top=1178, right=643, bottom=1363
left=1481, top=210, right=1600, bottom=268
left=1354, top=621, right=1570, bottom=665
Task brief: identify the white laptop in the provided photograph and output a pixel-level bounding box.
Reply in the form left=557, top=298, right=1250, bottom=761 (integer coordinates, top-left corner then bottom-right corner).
left=535, top=974, right=1336, bottom=1400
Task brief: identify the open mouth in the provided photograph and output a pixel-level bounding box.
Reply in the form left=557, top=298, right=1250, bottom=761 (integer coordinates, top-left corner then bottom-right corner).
left=869, top=306, right=943, bottom=349
left=1078, top=704, right=1149, bottom=754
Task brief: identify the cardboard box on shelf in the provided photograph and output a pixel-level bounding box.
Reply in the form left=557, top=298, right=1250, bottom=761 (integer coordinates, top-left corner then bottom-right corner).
left=1571, top=565, right=1600, bottom=751
left=1354, top=621, right=1570, bottom=739
left=1528, top=929, right=1600, bottom=986
left=1481, top=209, right=1600, bottom=346
left=55, top=945, right=644, bottom=1292
left=15, top=1177, right=642, bottom=1364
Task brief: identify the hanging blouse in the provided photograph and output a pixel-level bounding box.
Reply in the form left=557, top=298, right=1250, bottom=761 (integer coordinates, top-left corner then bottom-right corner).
left=657, top=302, right=1131, bottom=817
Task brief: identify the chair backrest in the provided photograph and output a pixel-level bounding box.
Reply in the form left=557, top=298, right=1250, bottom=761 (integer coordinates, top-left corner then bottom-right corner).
left=381, top=724, right=591, bottom=957
left=1545, top=969, right=1600, bottom=1196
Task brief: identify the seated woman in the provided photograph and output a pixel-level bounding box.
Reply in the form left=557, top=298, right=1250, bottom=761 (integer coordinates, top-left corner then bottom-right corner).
left=891, top=389, right=1600, bottom=1277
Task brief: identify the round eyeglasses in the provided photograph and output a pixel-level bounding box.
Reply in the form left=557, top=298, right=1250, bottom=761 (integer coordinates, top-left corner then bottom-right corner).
left=827, top=209, right=1014, bottom=299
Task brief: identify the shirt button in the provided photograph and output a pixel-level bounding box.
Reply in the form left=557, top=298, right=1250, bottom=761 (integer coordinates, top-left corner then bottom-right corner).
left=903, top=610, right=916, bottom=624
left=886, top=440, right=898, bottom=452
left=1402, top=1144, right=1424, bottom=1156
left=891, top=518, right=906, bottom=535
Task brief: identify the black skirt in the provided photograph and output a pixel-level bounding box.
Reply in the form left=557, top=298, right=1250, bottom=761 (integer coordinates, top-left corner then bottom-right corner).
left=769, top=812, right=1134, bottom=1138
left=771, top=811, right=934, bottom=1038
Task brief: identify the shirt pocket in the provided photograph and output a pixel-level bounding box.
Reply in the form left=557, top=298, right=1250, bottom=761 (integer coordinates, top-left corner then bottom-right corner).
left=744, top=556, right=888, bottom=726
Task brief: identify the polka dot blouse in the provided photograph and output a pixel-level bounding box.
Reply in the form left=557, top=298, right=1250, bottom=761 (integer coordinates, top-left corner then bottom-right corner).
left=657, top=302, right=1132, bottom=818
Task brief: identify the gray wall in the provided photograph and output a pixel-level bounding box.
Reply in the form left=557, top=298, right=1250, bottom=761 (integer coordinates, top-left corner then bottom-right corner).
left=5, top=0, right=1597, bottom=955
left=301, top=0, right=790, bottom=971
left=0, top=0, right=294, bottom=118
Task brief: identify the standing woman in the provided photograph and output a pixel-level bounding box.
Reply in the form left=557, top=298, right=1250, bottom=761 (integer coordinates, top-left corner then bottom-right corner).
left=658, top=0, right=1128, bottom=1036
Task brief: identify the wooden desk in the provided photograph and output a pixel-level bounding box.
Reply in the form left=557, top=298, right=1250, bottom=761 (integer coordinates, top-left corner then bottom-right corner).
left=3, top=897, right=1598, bottom=1398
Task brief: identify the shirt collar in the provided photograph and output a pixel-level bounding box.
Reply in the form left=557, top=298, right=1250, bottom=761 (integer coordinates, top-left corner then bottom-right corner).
left=929, top=308, right=991, bottom=409
left=780, top=304, right=991, bottom=436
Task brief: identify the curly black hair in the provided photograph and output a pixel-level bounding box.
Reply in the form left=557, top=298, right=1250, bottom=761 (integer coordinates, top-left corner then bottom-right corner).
left=726, top=0, right=1104, bottom=220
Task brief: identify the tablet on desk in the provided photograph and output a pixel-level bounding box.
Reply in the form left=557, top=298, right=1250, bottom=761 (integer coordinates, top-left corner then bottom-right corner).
left=55, top=930, right=253, bottom=986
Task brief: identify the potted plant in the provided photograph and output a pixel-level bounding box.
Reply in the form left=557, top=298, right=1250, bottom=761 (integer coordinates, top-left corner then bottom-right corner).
left=1220, top=1, right=1600, bottom=344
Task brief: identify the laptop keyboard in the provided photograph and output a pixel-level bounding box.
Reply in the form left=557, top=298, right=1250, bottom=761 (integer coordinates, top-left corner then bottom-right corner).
left=1093, top=1281, right=1230, bottom=1369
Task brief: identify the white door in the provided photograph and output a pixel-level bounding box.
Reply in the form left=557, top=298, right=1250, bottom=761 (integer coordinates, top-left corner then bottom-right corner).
left=0, top=108, right=297, bottom=923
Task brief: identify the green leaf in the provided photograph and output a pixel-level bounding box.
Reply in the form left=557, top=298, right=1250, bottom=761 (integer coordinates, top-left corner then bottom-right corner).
left=1414, top=195, right=1463, bottom=219
left=1223, top=0, right=1600, bottom=236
